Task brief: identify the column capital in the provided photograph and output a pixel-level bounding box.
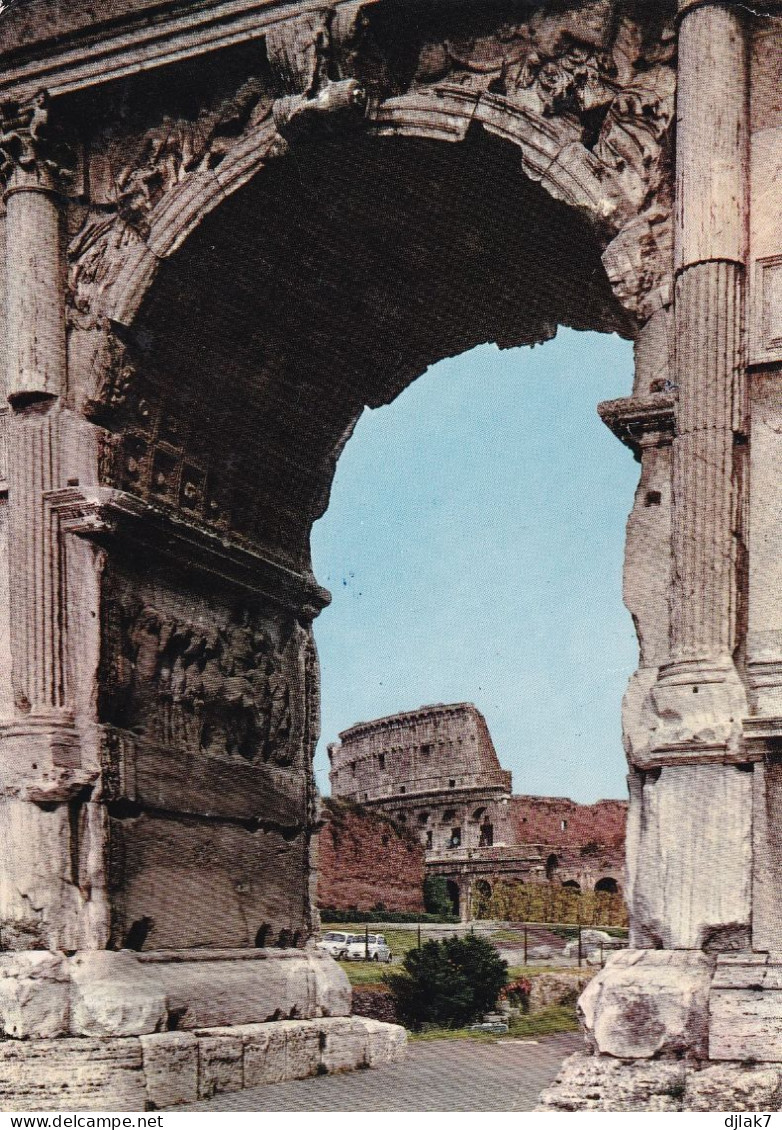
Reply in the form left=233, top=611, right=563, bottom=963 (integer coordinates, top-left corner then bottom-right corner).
left=598, top=394, right=675, bottom=460
left=0, top=91, right=71, bottom=199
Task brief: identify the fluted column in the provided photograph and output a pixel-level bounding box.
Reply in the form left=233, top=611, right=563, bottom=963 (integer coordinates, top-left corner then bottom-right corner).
left=613, top=1, right=755, bottom=951
left=0, top=94, right=108, bottom=950
left=650, top=1, right=750, bottom=765
left=2, top=95, right=75, bottom=745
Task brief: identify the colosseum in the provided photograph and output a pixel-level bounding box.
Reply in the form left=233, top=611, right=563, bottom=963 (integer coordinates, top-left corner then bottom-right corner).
left=328, top=703, right=626, bottom=920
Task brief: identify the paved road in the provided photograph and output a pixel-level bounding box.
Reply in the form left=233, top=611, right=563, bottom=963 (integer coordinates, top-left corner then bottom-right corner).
left=182, top=1031, right=581, bottom=1112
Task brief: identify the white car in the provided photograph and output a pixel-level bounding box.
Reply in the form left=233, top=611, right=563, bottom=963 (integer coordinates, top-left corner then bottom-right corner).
left=345, top=933, right=392, bottom=963
left=316, top=930, right=355, bottom=959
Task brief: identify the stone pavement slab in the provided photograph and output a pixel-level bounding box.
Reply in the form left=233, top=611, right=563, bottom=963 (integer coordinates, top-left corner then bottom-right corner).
left=178, top=1031, right=583, bottom=1111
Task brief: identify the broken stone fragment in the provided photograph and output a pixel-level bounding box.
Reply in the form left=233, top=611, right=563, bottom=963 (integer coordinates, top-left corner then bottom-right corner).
left=579, top=949, right=714, bottom=1060
left=0, top=952, right=70, bottom=1039
left=68, top=951, right=167, bottom=1037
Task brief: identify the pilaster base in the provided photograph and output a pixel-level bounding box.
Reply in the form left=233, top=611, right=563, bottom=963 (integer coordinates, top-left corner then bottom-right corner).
left=0, top=1017, right=407, bottom=1111
left=539, top=952, right=782, bottom=1112
left=0, top=948, right=351, bottom=1038
left=0, top=948, right=406, bottom=1109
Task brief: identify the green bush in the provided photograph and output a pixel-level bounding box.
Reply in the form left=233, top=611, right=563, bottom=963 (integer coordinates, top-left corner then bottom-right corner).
left=483, top=880, right=628, bottom=928
left=422, top=875, right=454, bottom=917
left=385, top=934, right=508, bottom=1031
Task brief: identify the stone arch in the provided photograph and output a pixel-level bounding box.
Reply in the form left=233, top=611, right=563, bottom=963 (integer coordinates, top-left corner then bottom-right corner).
left=472, top=878, right=493, bottom=920
left=0, top=0, right=677, bottom=983
left=70, top=0, right=677, bottom=414
left=2, top=22, right=669, bottom=964
left=1, top=0, right=776, bottom=1108
left=562, top=879, right=581, bottom=891
left=546, top=854, right=560, bottom=881
left=595, top=876, right=619, bottom=895
left=81, top=90, right=642, bottom=349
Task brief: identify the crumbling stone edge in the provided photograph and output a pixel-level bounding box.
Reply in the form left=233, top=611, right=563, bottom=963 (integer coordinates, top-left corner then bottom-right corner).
left=0, top=1016, right=407, bottom=1112
left=537, top=1052, right=782, bottom=1113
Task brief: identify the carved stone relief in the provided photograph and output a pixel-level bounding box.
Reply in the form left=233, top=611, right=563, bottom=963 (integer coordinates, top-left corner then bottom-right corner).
left=88, top=337, right=312, bottom=564
left=410, top=8, right=676, bottom=318
left=0, top=90, right=78, bottom=190
left=103, top=590, right=308, bottom=769
left=65, top=2, right=676, bottom=334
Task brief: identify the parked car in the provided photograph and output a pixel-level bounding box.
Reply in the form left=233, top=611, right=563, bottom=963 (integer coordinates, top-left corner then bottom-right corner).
left=316, top=930, right=355, bottom=959
left=345, top=933, right=392, bottom=963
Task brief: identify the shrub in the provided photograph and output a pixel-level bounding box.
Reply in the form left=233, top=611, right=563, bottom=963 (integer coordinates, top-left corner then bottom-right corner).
left=385, top=934, right=508, bottom=1031
left=484, top=880, right=628, bottom=928
left=423, top=875, right=454, bottom=917
left=499, top=976, right=532, bottom=1013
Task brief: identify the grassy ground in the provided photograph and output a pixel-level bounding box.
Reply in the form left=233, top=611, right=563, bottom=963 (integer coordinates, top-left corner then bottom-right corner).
left=408, top=1005, right=579, bottom=1042
left=344, top=961, right=580, bottom=987
left=342, top=961, right=392, bottom=986
left=506, top=965, right=578, bottom=980
left=486, top=928, right=524, bottom=944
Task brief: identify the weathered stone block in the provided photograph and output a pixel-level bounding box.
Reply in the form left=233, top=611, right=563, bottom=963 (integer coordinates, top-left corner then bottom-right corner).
left=140, top=1031, right=199, bottom=1109
left=280, top=1018, right=323, bottom=1079
left=579, top=949, right=713, bottom=1059
left=69, top=951, right=168, bottom=1037
left=528, top=970, right=593, bottom=1014
left=0, top=1038, right=146, bottom=1112
left=625, top=765, right=752, bottom=950
left=196, top=1034, right=243, bottom=1099
left=145, top=949, right=349, bottom=1029
left=538, top=1052, right=686, bottom=1112
left=710, top=988, right=782, bottom=1062
left=242, top=1024, right=286, bottom=1087
left=309, top=950, right=352, bottom=1017
left=108, top=810, right=308, bottom=951
left=353, top=1016, right=407, bottom=1066
left=684, top=1064, right=782, bottom=1111
left=0, top=952, right=69, bottom=1039
left=319, top=1016, right=369, bottom=1074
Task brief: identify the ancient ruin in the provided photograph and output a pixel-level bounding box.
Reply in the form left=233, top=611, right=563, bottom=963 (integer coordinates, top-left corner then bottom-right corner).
left=328, top=702, right=625, bottom=919
left=0, top=0, right=780, bottom=1111
left=317, top=797, right=427, bottom=916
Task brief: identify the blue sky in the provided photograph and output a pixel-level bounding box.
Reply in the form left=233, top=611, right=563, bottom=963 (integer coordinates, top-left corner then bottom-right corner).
left=311, top=329, right=639, bottom=804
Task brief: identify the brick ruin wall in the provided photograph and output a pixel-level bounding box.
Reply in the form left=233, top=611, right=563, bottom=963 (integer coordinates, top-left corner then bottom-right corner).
left=511, top=796, right=626, bottom=873
left=323, top=704, right=627, bottom=909
left=511, top=796, right=626, bottom=849
left=316, top=798, right=426, bottom=914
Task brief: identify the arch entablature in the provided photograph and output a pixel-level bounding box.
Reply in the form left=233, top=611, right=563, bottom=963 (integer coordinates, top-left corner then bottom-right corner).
left=55, top=0, right=677, bottom=409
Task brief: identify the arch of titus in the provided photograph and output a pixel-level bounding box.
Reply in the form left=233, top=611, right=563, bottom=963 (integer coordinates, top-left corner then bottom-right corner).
left=0, top=0, right=780, bottom=1112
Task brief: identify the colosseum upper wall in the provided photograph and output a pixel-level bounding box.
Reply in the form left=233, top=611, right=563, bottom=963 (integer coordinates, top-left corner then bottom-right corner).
left=326, top=703, right=626, bottom=918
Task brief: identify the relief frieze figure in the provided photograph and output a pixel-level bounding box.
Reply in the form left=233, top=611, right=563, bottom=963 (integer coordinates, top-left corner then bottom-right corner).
left=111, top=77, right=274, bottom=234
left=65, top=2, right=676, bottom=334
left=108, top=601, right=307, bottom=768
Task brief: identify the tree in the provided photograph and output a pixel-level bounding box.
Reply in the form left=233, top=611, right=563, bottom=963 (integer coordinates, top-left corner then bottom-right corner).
left=385, top=934, right=508, bottom=1031
left=423, top=874, right=453, bottom=917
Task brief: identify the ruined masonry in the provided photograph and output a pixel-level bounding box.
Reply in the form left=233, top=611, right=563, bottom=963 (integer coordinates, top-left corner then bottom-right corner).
left=328, top=702, right=625, bottom=920
left=0, top=0, right=780, bottom=1112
